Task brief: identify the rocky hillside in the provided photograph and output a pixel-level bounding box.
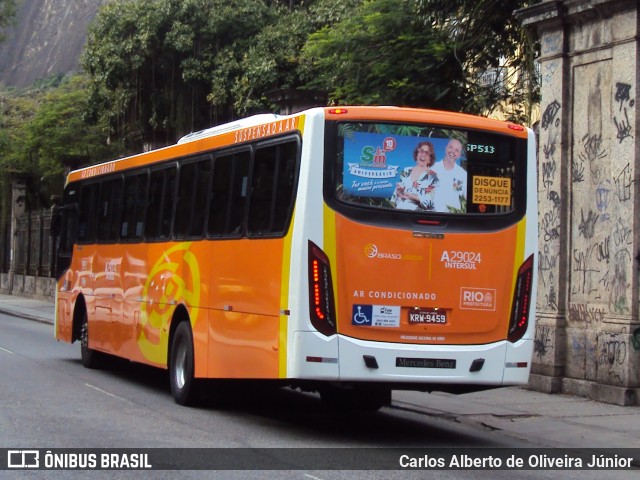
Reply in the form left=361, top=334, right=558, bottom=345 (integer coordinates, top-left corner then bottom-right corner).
left=0, top=0, right=109, bottom=88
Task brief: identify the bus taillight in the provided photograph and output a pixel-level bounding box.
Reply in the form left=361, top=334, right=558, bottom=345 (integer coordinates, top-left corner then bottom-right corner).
left=508, top=254, right=534, bottom=343
left=308, top=241, right=337, bottom=336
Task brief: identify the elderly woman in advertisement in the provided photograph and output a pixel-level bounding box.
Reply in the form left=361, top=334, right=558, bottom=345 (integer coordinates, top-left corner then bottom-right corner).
left=391, top=141, right=439, bottom=211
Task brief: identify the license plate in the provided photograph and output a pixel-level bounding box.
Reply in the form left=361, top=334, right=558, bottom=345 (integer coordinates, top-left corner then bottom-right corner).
left=408, top=308, right=447, bottom=325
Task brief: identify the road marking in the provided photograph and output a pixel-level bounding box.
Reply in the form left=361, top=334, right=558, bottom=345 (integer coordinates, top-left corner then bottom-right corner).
left=0, top=346, right=13, bottom=354
left=304, top=475, right=325, bottom=480
left=85, top=383, right=133, bottom=404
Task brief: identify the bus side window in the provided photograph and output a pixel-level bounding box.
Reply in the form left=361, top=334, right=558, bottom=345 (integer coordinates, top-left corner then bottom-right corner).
left=161, top=168, right=177, bottom=239
left=248, top=140, right=299, bottom=237
left=175, top=163, right=195, bottom=238
left=248, top=146, right=277, bottom=235
left=272, top=141, right=298, bottom=232
left=208, top=150, right=249, bottom=237
left=208, top=155, right=232, bottom=237
left=78, top=183, right=99, bottom=243
left=120, top=172, right=148, bottom=241
left=145, top=166, right=176, bottom=240
left=227, top=152, right=249, bottom=236
left=174, top=158, right=211, bottom=239
left=145, top=170, right=164, bottom=240
left=97, top=177, right=123, bottom=242
left=190, top=159, right=211, bottom=236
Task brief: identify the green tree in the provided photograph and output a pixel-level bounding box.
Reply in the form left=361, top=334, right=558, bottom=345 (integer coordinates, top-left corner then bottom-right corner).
left=26, top=76, right=123, bottom=184
left=0, top=76, right=124, bottom=207
left=231, top=0, right=361, bottom=115
left=0, top=90, right=39, bottom=177
left=83, top=0, right=276, bottom=148
left=414, top=0, right=540, bottom=122
left=302, top=0, right=539, bottom=123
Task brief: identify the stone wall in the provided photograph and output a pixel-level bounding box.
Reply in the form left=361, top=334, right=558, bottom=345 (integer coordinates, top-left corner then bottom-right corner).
left=0, top=177, right=56, bottom=301
left=517, top=0, right=640, bottom=405
left=0, top=272, right=55, bottom=301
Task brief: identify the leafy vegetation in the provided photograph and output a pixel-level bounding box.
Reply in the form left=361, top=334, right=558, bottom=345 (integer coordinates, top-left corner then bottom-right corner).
left=0, top=76, right=125, bottom=207
left=81, top=0, right=281, bottom=149
left=303, top=0, right=539, bottom=119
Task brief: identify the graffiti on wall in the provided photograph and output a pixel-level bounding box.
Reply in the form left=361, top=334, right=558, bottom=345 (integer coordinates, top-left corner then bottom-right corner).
left=613, top=82, right=634, bottom=143
left=597, top=329, right=629, bottom=385
left=538, top=100, right=562, bottom=312
left=534, top=325, right=555, bottom=360
left=568, top=303, right=606, bottom=323
left=568, top=68, right=637, bottom=316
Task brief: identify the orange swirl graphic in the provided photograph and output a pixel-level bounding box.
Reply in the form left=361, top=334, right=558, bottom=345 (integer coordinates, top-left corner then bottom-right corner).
left=137, top=242, right=201, bottom=364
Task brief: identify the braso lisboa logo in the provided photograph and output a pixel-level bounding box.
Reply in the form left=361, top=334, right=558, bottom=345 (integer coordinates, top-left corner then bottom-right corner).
left=364, top=243, right=423, bottom=261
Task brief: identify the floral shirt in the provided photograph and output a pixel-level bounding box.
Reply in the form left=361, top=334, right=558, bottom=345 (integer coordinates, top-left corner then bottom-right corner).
left=431, top=161, right=467, bottom=212
left=391, top=167, right=439, bottom=211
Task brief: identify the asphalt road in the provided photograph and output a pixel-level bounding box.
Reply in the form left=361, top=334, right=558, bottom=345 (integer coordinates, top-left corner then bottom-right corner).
left=0, top=312, right=635, bottom=480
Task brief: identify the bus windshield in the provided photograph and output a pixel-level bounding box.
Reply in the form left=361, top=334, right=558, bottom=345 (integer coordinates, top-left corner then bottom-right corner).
left=332, top=122, right=523, bottom=216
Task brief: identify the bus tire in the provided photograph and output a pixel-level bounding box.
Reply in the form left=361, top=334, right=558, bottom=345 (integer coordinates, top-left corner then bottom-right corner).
left=79, top=308, right=105, bottom=369
left=169, top=321, right=201, bottom=406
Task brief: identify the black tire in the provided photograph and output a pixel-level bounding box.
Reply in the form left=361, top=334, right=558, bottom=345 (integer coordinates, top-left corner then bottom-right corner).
left=320, top=386, right=391, bottom=412
left=169, top=321, right=201, bottom=406
left=79, top=308, right=105, bottom=369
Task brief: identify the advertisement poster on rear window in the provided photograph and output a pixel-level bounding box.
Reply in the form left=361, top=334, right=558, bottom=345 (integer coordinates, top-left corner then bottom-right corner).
left=342, top=132, right=467, bottom=212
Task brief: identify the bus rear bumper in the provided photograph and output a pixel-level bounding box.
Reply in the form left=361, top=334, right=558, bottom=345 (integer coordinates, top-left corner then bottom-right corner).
left=291, top=332, right=534, bottom=387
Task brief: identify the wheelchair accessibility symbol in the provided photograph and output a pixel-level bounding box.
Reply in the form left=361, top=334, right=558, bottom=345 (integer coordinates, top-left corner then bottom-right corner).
left=352, top=305, right=373, bottom=326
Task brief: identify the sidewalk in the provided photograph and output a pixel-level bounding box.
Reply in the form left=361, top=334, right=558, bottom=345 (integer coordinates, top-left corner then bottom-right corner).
left=1, top=293, right=639, bottom=450
left=0, top=293, right=56, bottom=324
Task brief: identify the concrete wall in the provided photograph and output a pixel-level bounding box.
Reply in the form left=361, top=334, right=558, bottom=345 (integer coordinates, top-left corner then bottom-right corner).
left=518, top=0, right=640, bottom=405
left=0, top=272, right=56, bottom=301
left=0, top=176, right=56, bottom=302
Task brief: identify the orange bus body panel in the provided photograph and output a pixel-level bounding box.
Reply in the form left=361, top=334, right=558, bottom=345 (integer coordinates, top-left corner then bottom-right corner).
left=334, top=213, right=518, bottom=345
left=206, top=239, right=283, bottom=378
left=325, top=106, right=528, bottom=139
left=56, top=238, right=285, bottom=379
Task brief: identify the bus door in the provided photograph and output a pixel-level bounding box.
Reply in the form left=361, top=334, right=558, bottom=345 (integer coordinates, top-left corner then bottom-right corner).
left=87, top=176, right=126, bottom=356
left=51, top=201, right=78, bottom=342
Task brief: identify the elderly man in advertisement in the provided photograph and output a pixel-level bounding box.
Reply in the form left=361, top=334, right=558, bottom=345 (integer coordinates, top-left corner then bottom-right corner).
left=431, top=138, right=467, bottom=213
left=391, top=141, right=439, bottom=211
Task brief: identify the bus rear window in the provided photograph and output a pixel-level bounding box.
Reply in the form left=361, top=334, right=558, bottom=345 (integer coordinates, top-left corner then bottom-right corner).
left=333, top=122, right=521, bottom=215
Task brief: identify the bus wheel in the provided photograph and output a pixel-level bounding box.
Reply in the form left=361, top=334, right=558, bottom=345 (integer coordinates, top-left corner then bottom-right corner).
left=320, top=386, right=391, bottom=412
left=79, top=309, right=104, bottom=369
left=169, top=321, right=201, bottom=406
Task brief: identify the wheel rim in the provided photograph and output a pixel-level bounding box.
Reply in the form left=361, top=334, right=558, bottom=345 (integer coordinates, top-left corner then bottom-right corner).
left=174, top=341, right=187, bottom=390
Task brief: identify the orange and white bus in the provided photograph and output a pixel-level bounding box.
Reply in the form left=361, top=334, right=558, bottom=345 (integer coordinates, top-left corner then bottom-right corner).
left=52, top=106, right=537, bottom=409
